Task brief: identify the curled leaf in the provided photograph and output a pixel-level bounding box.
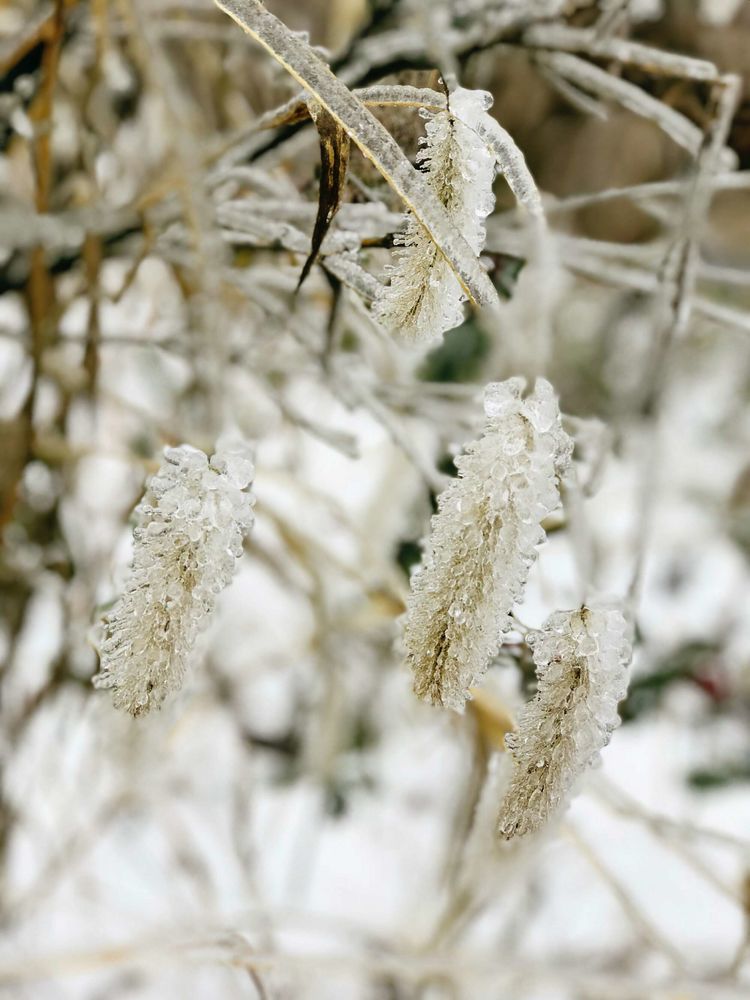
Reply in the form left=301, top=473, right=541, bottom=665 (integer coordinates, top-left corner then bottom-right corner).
left=297, top=102, right=351, bottom=290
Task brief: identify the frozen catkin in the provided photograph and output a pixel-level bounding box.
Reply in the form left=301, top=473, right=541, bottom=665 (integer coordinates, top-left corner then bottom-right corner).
left=93, top=441, right=255, bottom=716
left=405, top=377, right=572, bottom=711
left=498, top=604, right=632, bottom=840
left=373, top=86, right=496, bottom=344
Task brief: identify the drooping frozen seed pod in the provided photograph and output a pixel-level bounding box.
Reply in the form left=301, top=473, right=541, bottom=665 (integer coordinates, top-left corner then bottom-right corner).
left=404, top=377, right=572, bottom=711
left=93, top=439, right=255, bottom=716
left=498, top=603, right=632, bottom=840
left=373, top=87, right=496, bottom=344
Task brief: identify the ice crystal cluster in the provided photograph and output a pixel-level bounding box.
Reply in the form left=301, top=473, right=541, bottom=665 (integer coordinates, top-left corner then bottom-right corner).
left=93, top=441, right=255, bottom=716
left=405, top=377, right=573, bottom=711
left=373, top=86, right=496, bottom=343
left=498, top=604, right=632, bottom=840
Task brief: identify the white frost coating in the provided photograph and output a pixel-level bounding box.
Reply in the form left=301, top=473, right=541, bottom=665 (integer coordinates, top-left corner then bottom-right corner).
left=217, top=209, right=360, bottom=256
left=93, top=441, right=255, bottom=716
left=354, top=84, right=447, bottom=113
left=539, top=51, right=735, bottom=169
left=472, top=114, right=544, bottom=223
left=215, top=197, right=402, bottom=241
left=373, top=87, right=497, bottom=344
left=459, top=752, right=547, bottom=892
left=324, top=253, right=384, bottom=304
left=566, top=414, right=612, bottom=496
left=498, top=603, right=632, bottom=840
left=462, top=753, right=514, bottom=881
left=524, top=24, right=721, bottom=82
left=538, top=63, right=611, bottom=120
left=471, top=104, right=554, bottom=368
left=404, top=377, right=573, bottom=710
left=213, top=0, right=498, bottom=309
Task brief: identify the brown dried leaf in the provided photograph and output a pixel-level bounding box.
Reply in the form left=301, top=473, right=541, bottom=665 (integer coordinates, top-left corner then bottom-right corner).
left=297, top=104, right=351, bottom=290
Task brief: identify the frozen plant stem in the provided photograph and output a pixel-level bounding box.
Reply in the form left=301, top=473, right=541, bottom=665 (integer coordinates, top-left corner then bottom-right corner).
left=93, top=442, right=255, bottom=715
left=405, top=377, right=572, bottom=711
